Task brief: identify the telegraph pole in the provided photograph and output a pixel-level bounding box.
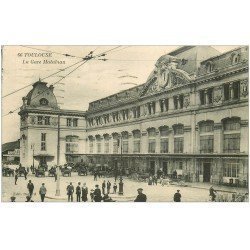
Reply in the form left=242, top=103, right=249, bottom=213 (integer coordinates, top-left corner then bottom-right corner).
left=56, top=114, right=61, bottom=196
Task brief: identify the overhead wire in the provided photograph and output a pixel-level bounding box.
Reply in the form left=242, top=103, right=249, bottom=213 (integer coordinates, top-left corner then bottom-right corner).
left=2, top=46, right=131, bottom=117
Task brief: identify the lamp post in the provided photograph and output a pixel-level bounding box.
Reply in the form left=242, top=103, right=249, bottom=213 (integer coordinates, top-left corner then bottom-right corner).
left=31, top=143, right=35, bottom=173
left=55, top=114, right=61, bottom=196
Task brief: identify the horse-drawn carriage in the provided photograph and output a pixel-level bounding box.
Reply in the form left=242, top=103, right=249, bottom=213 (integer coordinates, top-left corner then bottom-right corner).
left=35, top=167, right=46, bottom=177
left=2, top=167, right=14, bottom=177
left=61, top=167, right=72, bottom=177
left=137, top=172, right=150, bottom=182
left=48, top=167, right=56, bottom=177
left=16, top=166, right=26, bottom=177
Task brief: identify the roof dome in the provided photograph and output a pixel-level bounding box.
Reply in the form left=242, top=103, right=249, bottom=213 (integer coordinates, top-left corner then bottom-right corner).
left=23, top=80, right=58, bottom=109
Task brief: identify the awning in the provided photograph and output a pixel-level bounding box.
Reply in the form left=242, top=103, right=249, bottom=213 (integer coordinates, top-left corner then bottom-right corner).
left=33, top=154, right=55, bottom=161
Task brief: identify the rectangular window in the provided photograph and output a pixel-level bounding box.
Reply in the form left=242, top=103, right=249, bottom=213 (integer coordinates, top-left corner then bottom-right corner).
left=41, top=133, right=46, bottom=151
left=122, top=141, right=128, bottom=153
left=67, top=118, right=72, bottom=127
left=160, top=138, right=169, bottom=153
left=148, top=139, right=156, bottom=153
left=200, top=90, right=205, bottom=105
left=179, top=95, right=184, bottom=109
left=73, top=118, right=78, bottom=127
left=174, top=137, right=184, bottom=153
left=232, top=81, right=240, bottom=99
left=200, top=135, right=214, bottom=153
left=173, top=96, right=178, bottom=109
left=223, top=134, right=240, bottom=153
left=41, top=133, right=46, bottom=142
left=38, top=116, right=43, bottom=125
left=44, top=116, right=50, bottom=125
left=207, top=88, right=213, bottom=104
left=223, top=162, right=240, bottom=178
left=224, top=84, right=230, bottom=101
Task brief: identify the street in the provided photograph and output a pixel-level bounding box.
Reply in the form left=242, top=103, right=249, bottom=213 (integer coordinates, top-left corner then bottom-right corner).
left=2, top=171, right=241, bottom=202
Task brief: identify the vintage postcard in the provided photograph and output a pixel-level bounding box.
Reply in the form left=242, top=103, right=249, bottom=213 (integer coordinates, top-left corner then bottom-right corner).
left=1, top=45, right=249, bottom=202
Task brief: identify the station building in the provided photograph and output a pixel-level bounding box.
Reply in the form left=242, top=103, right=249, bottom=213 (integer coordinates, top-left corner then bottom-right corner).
left=19, top=46, right=249, bottom=186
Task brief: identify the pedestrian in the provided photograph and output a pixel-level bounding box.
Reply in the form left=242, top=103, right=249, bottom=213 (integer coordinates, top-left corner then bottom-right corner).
left=209, top=186, right=217, bottom=202
left=102, top=180, right=106, bottom=195
left=94, top=170, right=98, bottom=181
left=76, top=182, right=81, bottom=202
left=14, top=172, right=18, bottom=185
left=153, top=175, right=157, bottom=185
left=90, top=189, right=95, bottom=202
left=134, top=188, right=147, bottom=202
left=24, top=169, right=27, bottom=180
left=107, top=181, right=111, bottom=194
left=113, top=183, right=117, bottom=194
left=93, top=184, right=102, bottom=202
left=81, top=183, right=88, bottom=202
left=27, top=167, right=29, bottom=174
left=173, top=190, right=181, bottom=202
left=54, top=172, right=57, bottom=182
left=67, top=182, right=74, bottom=202
left=27, top=180, right=34, bottom=197
left=148, top=176, right=153, bottom=185
left=39, top=183, right=47, bottom=202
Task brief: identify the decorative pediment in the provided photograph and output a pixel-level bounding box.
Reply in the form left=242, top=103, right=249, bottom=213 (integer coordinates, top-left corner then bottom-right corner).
left=140, top=55, right=193, bottom=97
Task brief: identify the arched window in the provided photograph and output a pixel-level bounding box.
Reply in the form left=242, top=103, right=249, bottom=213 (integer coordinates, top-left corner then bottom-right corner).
left=222, top=118, right=241, bottom=153
left=231, top=53, right=240, bottom=65
left=206, top=62, right=214, bottom=73
left=159, top=126, right=169, bottom=153
left=39, top=98, right=49, bottom=106
left=147, top=128, right=156, bottom=153
left=132, top=130, right=141, bottom=153
left=199, top=121, right=214, bottom=133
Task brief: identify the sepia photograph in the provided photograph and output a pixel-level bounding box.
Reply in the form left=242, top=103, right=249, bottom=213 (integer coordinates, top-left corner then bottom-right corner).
left=1, top=45, right=249, bottom=202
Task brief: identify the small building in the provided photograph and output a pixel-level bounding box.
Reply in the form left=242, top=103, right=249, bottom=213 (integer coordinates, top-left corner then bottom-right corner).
left=2, top=140, right=20, bottom=164
left=18, top=80, right=87, bottom=168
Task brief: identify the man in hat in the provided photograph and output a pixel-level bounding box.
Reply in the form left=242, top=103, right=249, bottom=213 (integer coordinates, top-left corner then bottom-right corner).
left=107, top=180, right=111, bottom=194
left=134, top=188, right=147, bottom=202
left=10, top=196, right=16, bottom=202
left=76, top=182, right=81, bottom=202
left=39, top=183, right=47, bottom=202
left=27, top=180, right=34, bottom=197
left=14, top=172, right=18, bottom=185
left=93, top=184, right=102, bottom=202
left=173, top=190, right=181, bottom=202
left=102, top=180, right=106, bottom=195
left=67, top=182, right=74, bottom=202
left=81, top=183, right=88, bottom=202
left=209, top=186, right=217, bottom=202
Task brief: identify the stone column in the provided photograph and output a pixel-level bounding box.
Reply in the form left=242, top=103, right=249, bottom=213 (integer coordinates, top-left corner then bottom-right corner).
left=169, top=128, right=174, bottom=153
left=128, top=133, right=133, bottom=154
left=141, top=131, right=147, bottom=154
left=205, top=89, right=209, bottom=105
left=214, top=123, right=223, bottom=153
left=155, top=129, right=160, bottom=154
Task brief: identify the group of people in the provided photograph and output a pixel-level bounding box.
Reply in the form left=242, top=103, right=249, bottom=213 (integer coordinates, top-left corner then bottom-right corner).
left=66, top=181, right=119, bottom=202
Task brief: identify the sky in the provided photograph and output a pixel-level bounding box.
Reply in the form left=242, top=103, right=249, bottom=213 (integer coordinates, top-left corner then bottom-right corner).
left=1, top=45, right=239, bottom=144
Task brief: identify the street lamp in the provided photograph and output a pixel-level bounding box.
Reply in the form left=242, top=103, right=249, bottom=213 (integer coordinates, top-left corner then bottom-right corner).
left=31, top=143, right=35, bottom=173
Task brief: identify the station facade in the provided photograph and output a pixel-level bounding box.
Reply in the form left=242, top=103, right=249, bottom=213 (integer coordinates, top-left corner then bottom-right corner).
left=19, top=46, right=249, bottom=186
